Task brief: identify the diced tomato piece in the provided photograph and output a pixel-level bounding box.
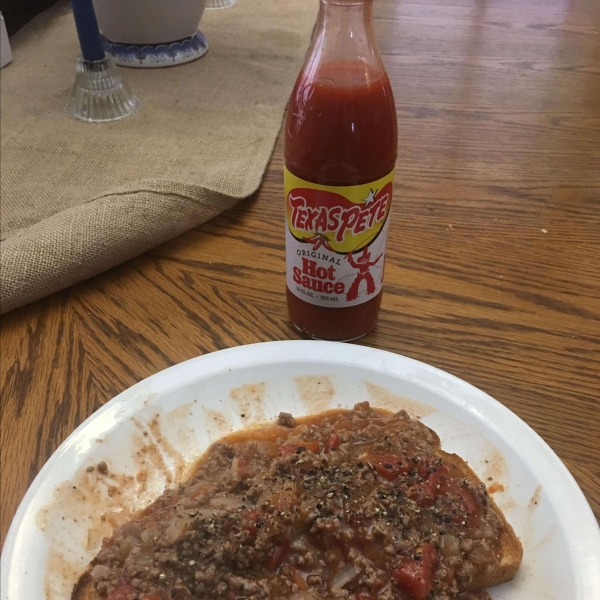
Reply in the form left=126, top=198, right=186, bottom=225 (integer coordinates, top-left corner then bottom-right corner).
left=291, top=567, right=308, bottom=590
left=267, top=538, right=289, bottom=571
left=392, top=543, right=437, bottom=600
left=417, top=461, right=449, bottom=482
left=241, top=509, right=260, bottom=536
left=408, top=479, right=437, bottom=507
left=324, top=433, right=341, bottom=453
left=409, top=463, right=450, bottom=506
left=222, top=518, right=234, bottom=534
left=279, top=441, right=320, bottom=456
left=370, top=453, right=411, bottom=481
left=413, top=461, right=478, bottom=519
left=141, top=595, right=164, bottom=600
left=445, top=479, right=479, bottom=518
left=107, top=582, right=134, bottom=600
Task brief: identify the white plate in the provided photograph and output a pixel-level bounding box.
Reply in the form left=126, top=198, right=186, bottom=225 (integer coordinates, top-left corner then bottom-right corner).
left=2, top=341, right=599, bottom=600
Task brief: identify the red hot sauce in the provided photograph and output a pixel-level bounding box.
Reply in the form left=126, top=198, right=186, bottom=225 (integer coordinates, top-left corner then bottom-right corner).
left=284, top=0, right=398, bottom=341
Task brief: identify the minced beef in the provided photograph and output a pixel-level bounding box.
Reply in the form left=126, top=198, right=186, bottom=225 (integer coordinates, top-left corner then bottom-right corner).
left=86, top=403, right=503, bottom=600
left=278, top=412, right=297, bottom=428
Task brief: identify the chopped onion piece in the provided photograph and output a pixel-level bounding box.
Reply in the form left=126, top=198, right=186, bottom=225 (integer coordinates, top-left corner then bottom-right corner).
left=115, top=538, right=133, bottom=561
left=165, top=516, right=192, bottom=544
left=140, top=528, right=153, bottom=546
left=90, top=564, right=110, bottom=580
left=196, top=508, right=227, bottom=519
left=183, top=481, right=212, bottom=498
left=209, top=496, right=244, bottom=509
left=480, top=523, right=494, bottom=539
left=291, top=424, right=309, bottom=437
left=468, top=541, right=495, bottom=565
left=290, top=536, right=309, bottom=552
left=256, top=441, right=280, bottom=458
left=135, top=549, right=155, bottom=567
left=331, top=563, right=358, bottom=589
left=230, top=456, right=242, bottom=481
left=440, top=534, right=461, bottom=557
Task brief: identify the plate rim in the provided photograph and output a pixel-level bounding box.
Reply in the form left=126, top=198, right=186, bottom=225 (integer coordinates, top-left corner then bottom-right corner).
left=2, top=340, right=599, bottom=598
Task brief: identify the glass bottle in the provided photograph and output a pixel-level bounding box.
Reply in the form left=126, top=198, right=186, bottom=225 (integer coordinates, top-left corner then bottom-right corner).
left=284, top=0, right=397, bottom=341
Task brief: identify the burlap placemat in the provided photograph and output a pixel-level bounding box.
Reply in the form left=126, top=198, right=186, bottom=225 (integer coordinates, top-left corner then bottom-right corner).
left=0, top=0, right=317, bottom=314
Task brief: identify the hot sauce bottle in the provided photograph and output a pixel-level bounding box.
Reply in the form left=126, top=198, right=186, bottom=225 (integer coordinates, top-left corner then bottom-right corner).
left=284, top=0, right=398, bottom=341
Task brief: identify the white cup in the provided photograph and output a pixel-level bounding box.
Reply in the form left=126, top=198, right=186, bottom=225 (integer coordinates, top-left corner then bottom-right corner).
left=93, top=0, right=207, bottom=45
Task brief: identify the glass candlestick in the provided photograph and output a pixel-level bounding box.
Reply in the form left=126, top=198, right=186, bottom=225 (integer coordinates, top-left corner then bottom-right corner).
left=66, top=55, right=141, bottom=123
left=206, top=0, right=237, bottom=10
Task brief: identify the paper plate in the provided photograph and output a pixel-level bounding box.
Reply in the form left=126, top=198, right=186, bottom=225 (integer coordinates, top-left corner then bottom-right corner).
left=2, top=341, right=599, bottom=600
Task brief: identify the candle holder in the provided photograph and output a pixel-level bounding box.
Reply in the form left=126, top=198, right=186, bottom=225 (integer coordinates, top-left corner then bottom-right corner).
left=206, top=0, right=237, bottom=10
left=66, top=54, right=141, bottom=123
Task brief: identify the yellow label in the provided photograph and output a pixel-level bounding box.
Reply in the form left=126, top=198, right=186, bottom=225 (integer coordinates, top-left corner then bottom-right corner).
left=285, top=168, right=394, bottom=254
left=285, top=168, right=394, bottom=308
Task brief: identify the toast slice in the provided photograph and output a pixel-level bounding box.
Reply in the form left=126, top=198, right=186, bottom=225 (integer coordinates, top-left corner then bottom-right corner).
left=72, top=407, right=523, bottom=600
left=73, top=456, right=522, bottom=600
left=436, top=450, right=523, bottom=590
left=423, top=423, right=522, bottom=590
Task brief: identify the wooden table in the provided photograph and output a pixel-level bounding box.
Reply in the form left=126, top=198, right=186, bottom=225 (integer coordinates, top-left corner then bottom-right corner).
left=2, top=0, right=599, bottom=546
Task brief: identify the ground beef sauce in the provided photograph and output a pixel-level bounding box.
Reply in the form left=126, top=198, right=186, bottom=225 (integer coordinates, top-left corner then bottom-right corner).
left=87, top=403, right=507, bottom=600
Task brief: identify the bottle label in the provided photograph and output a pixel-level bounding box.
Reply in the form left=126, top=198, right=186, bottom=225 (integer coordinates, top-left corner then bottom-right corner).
left=285, top=167, right=394, bottom=308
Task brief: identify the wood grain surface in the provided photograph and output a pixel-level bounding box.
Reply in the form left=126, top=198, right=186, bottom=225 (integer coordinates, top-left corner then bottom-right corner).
left=2, top=0, right=599, bottom=549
